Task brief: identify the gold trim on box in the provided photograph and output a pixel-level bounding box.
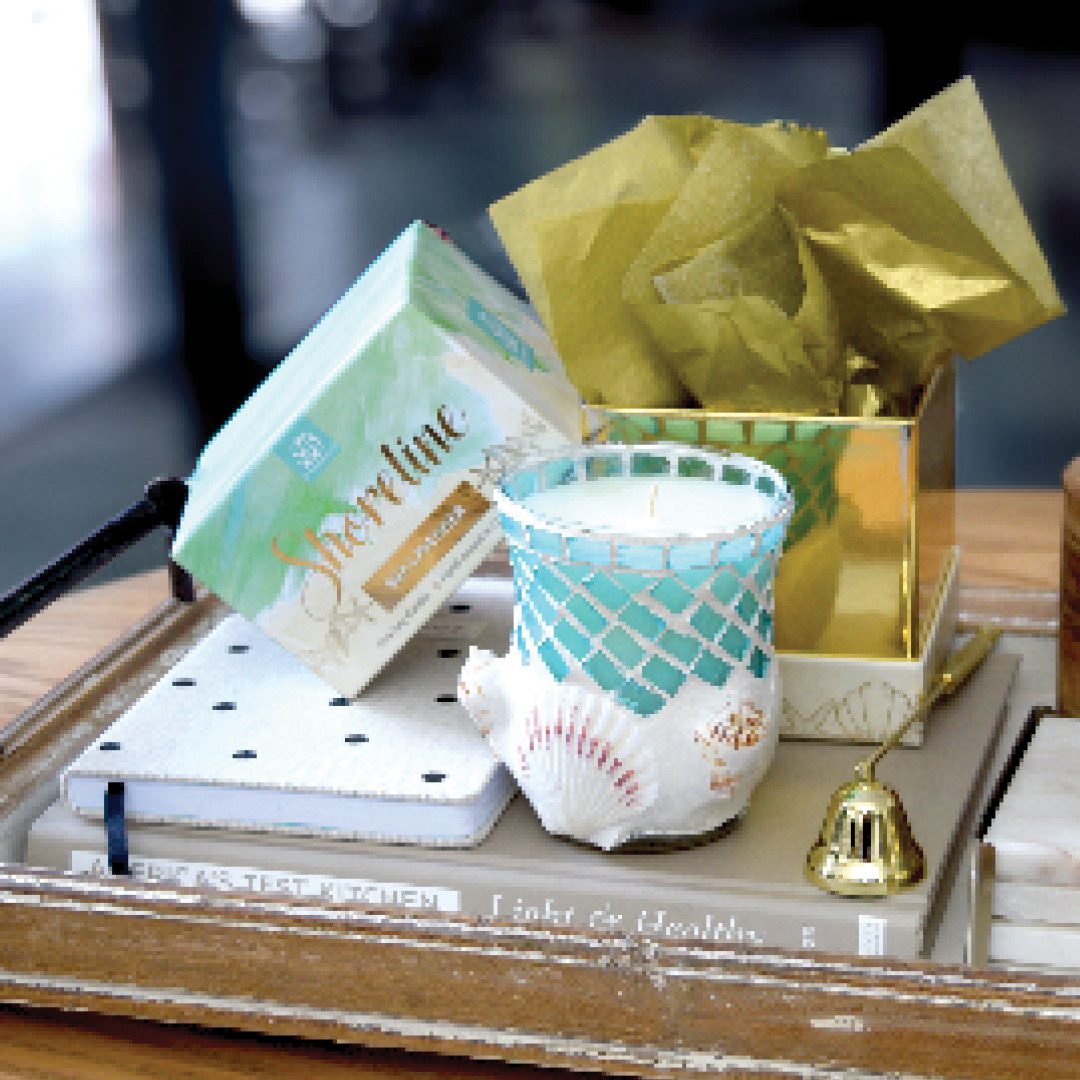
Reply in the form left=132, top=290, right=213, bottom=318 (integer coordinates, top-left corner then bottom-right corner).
left=588, top=366, right=956, bottom=664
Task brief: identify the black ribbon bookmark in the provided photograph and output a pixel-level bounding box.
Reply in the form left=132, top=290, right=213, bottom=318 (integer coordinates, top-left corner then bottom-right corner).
left=105, top=781, right=130, bottom=876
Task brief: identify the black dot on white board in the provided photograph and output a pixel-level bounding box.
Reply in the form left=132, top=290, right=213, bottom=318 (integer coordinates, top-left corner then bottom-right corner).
left=99, top=741, right=122, bottom=751
left=422, top=771, right=446, bottom=783
left=172, top=678, right=196, bottom=687
left=329, top=696, right=352, bottom=707
left=228, top=644, right=250, bottom=654
left=232, top=749, right=257, bottom=760
left=212, top=702, right=237, bottom=711
left=344, top=733, right=369, bottom=744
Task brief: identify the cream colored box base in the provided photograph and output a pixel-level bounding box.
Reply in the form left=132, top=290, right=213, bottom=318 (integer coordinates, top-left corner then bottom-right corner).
left=777, top=547, right=960, bottom=745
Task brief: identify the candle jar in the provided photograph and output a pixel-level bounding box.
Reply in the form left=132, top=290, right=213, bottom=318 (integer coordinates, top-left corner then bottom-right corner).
left=458, top=443, right=793, bottom=850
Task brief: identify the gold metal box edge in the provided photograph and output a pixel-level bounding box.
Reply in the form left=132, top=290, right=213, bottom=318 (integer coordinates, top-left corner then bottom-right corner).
left=587, top=364, right=956, bottom=665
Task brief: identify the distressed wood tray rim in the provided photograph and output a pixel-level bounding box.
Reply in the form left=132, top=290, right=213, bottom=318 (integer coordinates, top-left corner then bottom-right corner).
left=2, top=588, right=1080, bottom=1079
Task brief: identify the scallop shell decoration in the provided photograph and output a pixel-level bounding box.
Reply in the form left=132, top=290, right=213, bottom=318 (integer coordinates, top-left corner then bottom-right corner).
left=512, top=682, right=659, bottom=850
left=460, top=648, right=779, bottom=848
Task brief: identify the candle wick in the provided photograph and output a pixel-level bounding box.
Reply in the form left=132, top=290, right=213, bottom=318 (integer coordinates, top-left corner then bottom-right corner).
left=649, top=483, right=659, bottom=518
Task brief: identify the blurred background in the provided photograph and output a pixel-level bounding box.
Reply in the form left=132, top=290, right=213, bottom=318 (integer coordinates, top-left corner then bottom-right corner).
left=1, top=0, right=1078, bottom=595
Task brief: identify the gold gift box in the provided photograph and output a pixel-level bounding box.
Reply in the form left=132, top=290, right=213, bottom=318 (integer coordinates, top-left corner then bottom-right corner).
left=588, top=365, right=958, bottom=744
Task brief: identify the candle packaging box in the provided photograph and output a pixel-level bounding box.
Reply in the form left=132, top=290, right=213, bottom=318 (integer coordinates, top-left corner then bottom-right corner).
left=172, top=221, right=582, bottom=697
left=589, top=365, right=959, bottom=745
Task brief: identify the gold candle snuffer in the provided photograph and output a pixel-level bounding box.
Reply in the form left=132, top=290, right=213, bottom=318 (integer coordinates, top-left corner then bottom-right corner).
left=806, top=626, right=1002, bottom=897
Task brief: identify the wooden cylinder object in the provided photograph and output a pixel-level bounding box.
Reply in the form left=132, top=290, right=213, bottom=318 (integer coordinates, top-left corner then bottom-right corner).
left=1061, top=456, right=1080, bottom=715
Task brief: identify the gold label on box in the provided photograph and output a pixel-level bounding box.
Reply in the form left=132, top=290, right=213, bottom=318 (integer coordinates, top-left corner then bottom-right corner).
left=364, top=481, right=492, bottom=609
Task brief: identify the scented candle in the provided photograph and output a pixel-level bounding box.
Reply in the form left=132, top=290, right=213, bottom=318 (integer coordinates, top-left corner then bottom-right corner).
left=459, top=444, right=793, bottom=850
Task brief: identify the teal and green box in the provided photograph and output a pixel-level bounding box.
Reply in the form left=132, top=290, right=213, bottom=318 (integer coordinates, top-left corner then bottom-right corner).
left=173, top=221, right=582, bottom=696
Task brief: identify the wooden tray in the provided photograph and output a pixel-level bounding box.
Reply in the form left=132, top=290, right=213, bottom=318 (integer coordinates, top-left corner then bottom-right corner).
left=2, top=580, right=1080, bottom=1078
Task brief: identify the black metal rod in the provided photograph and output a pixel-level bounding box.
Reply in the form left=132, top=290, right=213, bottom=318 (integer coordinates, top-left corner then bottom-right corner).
left=0, top=477, right=191, bottom=640
left=975, top=704, right=1054, bottom=840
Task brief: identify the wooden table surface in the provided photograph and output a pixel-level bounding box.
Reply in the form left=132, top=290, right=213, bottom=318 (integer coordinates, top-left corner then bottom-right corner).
left=0, top=489, right=1066, bottom=1078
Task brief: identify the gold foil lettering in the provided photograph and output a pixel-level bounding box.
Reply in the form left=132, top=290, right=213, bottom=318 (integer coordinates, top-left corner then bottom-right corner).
left=382, top=442, right=419, bottom=485
left=355, top=470, right=402, bottom=523
left=423, top=422, right=451, bottom=452
left=270, top=538, right=342, bottom=602
left=354, top=495, right=384, bottom=526
left=414, top=430, right=442, bottom=465
left=437, top=404, right=466, bottom=440
left=272, top=405, right=470, bottom=608
left=398, top=437, right=431, bottom=476
left=325, top=515, right=369, bottom=559
left=303, top=527, right=343, bottom=570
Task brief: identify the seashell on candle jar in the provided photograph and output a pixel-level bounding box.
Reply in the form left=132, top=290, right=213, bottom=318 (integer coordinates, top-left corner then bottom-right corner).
left=457, top=443, right=793, bottom=850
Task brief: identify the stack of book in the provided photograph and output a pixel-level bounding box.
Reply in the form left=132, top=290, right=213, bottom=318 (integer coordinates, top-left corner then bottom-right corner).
left=27, top=578, right=1018, bottom=962
left=58, top=578, right=520, bottom=847
left=982, top=715, right=1080, bottom=971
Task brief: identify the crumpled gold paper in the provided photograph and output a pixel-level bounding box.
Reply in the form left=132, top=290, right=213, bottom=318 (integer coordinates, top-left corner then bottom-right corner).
left=489, top=78, right=1064, bottom=415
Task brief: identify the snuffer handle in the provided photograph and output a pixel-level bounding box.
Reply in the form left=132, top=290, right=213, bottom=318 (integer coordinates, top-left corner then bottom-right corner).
left=856, top=626, right=1002, bottom=782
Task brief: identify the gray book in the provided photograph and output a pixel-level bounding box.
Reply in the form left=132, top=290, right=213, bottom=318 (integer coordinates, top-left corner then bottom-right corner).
left=29, top=652, right=1017, bottom=960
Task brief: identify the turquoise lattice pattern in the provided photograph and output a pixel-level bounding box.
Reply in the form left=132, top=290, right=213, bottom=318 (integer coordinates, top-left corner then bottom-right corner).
left=496, top=443, right=791, bottom=718
left=508, top=542, right=778, bottom=717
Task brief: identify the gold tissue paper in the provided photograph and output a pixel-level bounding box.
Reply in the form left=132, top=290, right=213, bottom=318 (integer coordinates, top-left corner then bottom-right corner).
left=489, top=77, right=1064, bottom=417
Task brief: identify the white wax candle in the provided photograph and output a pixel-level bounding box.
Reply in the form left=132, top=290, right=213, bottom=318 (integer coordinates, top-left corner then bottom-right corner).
left=523, top=476, right=775, bottom=537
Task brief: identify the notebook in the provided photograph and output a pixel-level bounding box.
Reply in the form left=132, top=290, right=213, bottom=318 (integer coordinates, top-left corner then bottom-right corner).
left=62, top=580, right=516, bottom=846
